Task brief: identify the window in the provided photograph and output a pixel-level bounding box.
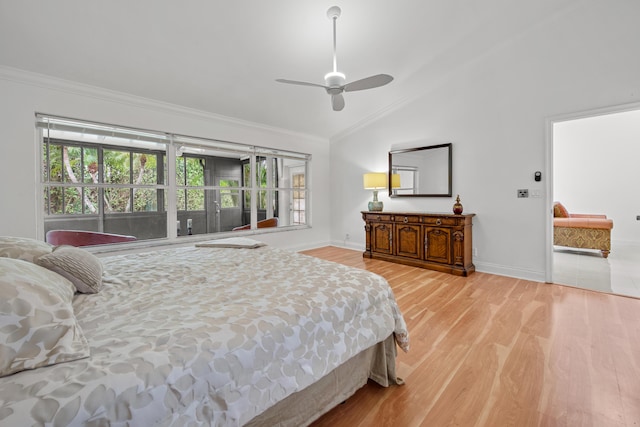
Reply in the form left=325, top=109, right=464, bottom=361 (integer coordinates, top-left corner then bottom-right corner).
left=38, top=115, right=310, bottom=245
left=219, top=180, right=240, bottom=208
left=243, top=157, right=279, bottom=213
left=176, top=156, right=205, bottom=211
left=45, top=143, right=165, bottom=215
left=43, top=143, right=99, bottom=215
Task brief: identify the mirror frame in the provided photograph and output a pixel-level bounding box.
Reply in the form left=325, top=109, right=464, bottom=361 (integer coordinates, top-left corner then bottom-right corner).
left=388, top=143, right=452, bottom=197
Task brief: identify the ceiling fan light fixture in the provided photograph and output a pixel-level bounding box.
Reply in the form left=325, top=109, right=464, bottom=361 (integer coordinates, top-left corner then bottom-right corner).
left=324, top=71, right=346, bottom=87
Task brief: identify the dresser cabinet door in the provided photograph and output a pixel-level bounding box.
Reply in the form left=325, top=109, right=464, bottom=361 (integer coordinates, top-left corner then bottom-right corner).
left=371, top=223, right=393, bottom=255
left=395, top=224, right=422, bottom=259
left=424, top=227, right=452, bottom=264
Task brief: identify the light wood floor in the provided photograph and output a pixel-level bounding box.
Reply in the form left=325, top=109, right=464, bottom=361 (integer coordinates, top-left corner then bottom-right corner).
left=301, top=246, right=640, bottom=427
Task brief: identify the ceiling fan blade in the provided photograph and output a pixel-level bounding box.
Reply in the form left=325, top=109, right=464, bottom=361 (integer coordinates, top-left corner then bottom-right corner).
left=343, top=74, right=394, bottom=92
left=275, top=79, right=327, bottom=89
left=332, top=93, right=345, bottom=111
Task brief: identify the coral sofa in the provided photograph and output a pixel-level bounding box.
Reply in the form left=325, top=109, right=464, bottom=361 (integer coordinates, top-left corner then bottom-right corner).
left=553, top=202, right=613, bottom=258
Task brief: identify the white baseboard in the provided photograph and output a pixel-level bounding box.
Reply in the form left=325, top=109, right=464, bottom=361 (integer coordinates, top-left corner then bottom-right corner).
left=282, top=240, right=331, bottom=252
left=474, top=261, right=546, bottom=282
left=301, top=241, right=547, bottom=283
left=329, top=241, right=365, bottom=251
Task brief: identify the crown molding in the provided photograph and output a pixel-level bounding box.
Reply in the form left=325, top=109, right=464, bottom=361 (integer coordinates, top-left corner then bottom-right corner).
left=0, top=65, right=328, bottom=144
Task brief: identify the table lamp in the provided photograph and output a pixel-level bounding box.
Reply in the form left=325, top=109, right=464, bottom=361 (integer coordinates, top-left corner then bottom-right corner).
left=363, top=172, right=387, bottom=211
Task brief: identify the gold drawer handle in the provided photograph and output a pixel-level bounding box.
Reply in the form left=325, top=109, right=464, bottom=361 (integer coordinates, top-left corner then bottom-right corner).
left=403, top=216, right=408, bottom=223
left=436, top=218, right=442, bottom=225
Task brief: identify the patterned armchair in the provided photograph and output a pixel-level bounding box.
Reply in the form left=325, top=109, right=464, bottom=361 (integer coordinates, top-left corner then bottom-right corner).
left=553, top=202, right=613, bottom=258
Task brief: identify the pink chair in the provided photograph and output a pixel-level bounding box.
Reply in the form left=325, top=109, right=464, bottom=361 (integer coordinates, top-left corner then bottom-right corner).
left=45, top=230, right=137, bottom=247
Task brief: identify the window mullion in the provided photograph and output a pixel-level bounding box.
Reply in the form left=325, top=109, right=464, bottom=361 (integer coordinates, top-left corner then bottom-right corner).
left=266, top=156, right=274, bottom=219
left=156, top=152, right=165, bottom=214
left=166, top=137, right=178, bottom=238
left=129, top=150, right=134, bottom=213
left=250, top=154, right=257, bottom=229
left=45, top=139, right=51, bottom=216
left=98, top=148, right=105, bottom=232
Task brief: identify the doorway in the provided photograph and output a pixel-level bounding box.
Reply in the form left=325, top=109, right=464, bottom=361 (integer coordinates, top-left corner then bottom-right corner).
left=549, top=104, right=640, bottom=297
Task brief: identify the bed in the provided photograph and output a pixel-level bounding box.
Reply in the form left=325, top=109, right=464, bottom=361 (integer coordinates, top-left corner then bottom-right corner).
left=0, top=237, right=409, bottom=426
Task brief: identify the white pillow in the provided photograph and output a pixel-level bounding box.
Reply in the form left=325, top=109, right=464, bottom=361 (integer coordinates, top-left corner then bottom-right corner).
left=0, top=258, right=90, bottom=377
left=0, top=236, right=52, bottom=263
left=36, top=245, right=104, bottom=294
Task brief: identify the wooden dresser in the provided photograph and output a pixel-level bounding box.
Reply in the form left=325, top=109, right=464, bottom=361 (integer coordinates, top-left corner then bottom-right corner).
left=362, top=211, right=475, bottom=276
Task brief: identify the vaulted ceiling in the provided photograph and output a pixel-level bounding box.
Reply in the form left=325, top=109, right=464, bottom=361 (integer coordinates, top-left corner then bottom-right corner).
left=0, top=0, right=577, bottom=139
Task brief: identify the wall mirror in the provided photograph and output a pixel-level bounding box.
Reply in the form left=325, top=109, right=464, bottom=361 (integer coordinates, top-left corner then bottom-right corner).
left=389, top=143, right=452, bottom=197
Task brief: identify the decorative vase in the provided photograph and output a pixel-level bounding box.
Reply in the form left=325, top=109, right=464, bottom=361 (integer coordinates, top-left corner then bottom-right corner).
left=368, top=190, right=383, bottom=211
left=453, top=195, right=463, bottom=215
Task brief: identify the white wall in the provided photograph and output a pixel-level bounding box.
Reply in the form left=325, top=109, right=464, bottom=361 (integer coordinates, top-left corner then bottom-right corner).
left=329, top=1, right=640, bottom=280
left=0, top=69, right=331, bottom=251
left=2, top=1, right=639, bottom=280
left=554, top=109, right=640, bottom=246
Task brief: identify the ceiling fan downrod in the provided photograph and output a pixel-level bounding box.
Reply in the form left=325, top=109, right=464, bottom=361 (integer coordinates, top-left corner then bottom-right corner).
left=324, top=6, right=345, bottom=88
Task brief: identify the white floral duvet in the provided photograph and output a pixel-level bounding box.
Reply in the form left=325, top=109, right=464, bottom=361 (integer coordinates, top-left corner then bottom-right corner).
left=0, top=245, right=409, bottom=426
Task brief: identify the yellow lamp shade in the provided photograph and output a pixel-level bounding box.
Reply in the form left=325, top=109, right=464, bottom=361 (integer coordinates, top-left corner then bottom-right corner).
left=363, top=172, right=387, bottom=189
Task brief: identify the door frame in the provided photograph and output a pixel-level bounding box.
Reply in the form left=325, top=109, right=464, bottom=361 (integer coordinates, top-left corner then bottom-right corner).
left=544, top=100, right=640, bottom=283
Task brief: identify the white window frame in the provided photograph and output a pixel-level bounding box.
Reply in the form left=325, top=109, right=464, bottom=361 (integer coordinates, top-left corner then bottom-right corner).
left=36, top=114, right=311, bottom=246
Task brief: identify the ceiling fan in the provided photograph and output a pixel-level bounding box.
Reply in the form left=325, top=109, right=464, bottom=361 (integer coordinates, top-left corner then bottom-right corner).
left=276, top=6, right=393, bottom=111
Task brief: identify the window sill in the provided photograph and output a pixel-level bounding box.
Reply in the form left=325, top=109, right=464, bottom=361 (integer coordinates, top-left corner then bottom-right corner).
left=87, top=224, right=311, bottom=256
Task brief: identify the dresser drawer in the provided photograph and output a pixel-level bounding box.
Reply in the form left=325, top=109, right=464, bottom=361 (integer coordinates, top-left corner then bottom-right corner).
left=363, top=213, right=392, bottom=222
left=393, top=214, right=422, bottom=224
left=422, top=216, right=460, bottom=226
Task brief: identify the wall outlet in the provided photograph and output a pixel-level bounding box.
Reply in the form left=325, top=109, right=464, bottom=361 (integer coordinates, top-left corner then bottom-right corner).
left=345, top=233, right=350, bottom=240
left=517, top=189, right=529, bottom=198
left=473, top=247, right=478, bottom=257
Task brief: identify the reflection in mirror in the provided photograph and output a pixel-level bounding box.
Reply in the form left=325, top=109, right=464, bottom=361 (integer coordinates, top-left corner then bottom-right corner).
left=389, top=143, right=452, bottom=197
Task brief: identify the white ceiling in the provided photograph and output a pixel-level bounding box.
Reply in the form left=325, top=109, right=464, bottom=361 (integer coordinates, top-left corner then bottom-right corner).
left=0, top=0, right=576, bottom=140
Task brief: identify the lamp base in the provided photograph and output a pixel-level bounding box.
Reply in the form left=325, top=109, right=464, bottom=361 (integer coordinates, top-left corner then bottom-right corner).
left=368, top=200, right=383, bottom=211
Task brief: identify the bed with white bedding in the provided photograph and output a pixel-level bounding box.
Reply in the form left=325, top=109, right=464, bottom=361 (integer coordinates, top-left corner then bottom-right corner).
left=0, top=237, right=409, bottom=426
